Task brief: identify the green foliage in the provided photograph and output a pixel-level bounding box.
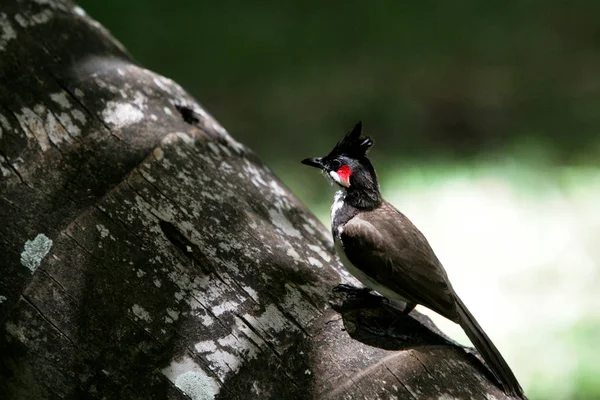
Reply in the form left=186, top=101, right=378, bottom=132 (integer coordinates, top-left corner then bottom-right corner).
left=80, top=0, right=600, bottom=169
left=528, top=319, right=600, bottom=400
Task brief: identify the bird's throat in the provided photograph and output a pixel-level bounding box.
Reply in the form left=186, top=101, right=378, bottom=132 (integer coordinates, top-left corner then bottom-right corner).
left=331, top=191, right=360, bottom=239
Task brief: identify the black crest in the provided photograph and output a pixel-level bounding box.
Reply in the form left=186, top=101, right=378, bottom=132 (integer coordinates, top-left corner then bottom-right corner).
left=328, top=121, right=373, bottom=159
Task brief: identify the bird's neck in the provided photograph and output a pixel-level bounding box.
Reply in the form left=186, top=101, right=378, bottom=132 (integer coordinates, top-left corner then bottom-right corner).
left=344, top=185, right=383, bottom=210
left=331, top=188, right=382, bottom=238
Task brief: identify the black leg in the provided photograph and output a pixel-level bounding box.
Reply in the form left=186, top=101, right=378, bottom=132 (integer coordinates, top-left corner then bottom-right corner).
left=403, top=302, right=416, bottom=316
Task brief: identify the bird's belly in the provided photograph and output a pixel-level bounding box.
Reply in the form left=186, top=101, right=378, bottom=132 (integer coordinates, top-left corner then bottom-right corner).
left=334, top=238, right=410, bottom=303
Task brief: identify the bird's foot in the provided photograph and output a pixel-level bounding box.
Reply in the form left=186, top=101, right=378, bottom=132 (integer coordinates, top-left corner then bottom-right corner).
left=333, top=283, right=372, bottom=298
left=330, top=283, right=383, bottom=311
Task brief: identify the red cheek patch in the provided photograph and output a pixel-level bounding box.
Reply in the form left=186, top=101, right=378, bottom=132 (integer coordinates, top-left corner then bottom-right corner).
left=336, top=164, right=352, bottom=185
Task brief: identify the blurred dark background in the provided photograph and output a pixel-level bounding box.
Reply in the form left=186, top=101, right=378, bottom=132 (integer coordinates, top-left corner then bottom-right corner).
left=78, top=0, right=600, bottom=165
left=78, top=1, right=600, bottom=398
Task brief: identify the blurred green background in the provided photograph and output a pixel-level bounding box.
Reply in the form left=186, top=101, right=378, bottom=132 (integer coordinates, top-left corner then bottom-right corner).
left=78, top=1, right=600, bottom=398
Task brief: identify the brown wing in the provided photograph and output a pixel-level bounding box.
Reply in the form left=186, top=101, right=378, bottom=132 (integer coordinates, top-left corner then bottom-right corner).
left=340, top=201, right=459, bottom=321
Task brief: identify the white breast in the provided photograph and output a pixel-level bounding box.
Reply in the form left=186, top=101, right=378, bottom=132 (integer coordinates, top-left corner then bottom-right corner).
left=331, top=190, right=345, bottom=236
left=331, top=191, right=345, bottom=220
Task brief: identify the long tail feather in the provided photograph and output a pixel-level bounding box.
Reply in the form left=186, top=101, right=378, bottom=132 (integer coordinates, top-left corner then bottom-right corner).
left=455, top=296, right=524, bottom=398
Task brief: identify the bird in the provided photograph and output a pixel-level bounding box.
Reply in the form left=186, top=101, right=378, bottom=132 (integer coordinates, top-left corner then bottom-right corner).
left=301, top=121, right=524, bottom=398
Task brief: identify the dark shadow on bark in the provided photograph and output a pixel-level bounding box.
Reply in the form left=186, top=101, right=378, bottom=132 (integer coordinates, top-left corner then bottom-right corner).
left=330, top=288, right=456, bottom=349
left=329, top=287, right=501, bottom=390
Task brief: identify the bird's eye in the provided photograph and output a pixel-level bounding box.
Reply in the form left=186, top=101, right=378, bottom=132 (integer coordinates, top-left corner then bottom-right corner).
left=330, top=160, right=341, bottom=170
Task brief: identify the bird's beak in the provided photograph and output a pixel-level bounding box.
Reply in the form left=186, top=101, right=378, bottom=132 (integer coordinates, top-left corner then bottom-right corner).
left=301, top=157, right=325, bottom=169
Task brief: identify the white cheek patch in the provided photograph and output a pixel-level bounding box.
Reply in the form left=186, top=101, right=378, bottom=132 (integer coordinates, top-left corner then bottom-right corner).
left=329, top=171, right=349, bottom=187
left=329, top=171, right=341, bottom=184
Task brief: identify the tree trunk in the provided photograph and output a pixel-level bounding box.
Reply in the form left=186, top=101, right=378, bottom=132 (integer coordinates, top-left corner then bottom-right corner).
left=0, top=1, right=517, bottom=399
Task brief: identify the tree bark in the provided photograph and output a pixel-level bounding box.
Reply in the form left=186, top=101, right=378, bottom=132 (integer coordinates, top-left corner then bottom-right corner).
left=0, top=1, right=517, bottom=399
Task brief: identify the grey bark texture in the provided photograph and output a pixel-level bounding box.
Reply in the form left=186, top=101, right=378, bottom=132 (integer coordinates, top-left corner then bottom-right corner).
left=0, top=1, right=518, bottom=399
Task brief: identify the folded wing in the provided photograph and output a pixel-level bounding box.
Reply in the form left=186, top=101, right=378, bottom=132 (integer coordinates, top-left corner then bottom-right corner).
left=340, top=201, right=459, bottom=321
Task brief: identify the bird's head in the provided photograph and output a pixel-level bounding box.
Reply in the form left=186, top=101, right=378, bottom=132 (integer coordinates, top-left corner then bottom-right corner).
left=301, top=121, right=379, bottom=195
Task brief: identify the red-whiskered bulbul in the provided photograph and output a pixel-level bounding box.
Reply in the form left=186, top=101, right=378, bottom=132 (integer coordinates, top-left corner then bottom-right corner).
left=302, top=122, right=524, bottom=398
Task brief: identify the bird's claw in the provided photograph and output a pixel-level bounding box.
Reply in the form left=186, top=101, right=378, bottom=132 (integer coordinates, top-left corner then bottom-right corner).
left=332, top=283, right=372, bottom=298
